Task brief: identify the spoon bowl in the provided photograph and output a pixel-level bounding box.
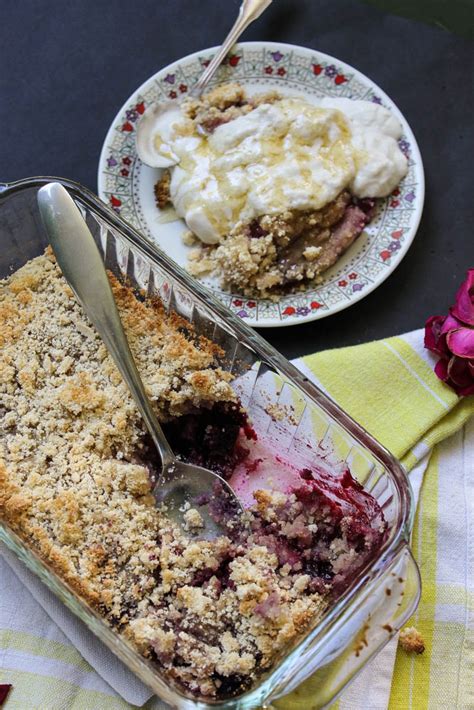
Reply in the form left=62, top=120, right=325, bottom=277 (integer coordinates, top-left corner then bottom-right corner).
left=156, top=460, right=242, bottom=539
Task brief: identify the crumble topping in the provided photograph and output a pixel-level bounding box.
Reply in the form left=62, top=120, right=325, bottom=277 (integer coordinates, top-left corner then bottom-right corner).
left=303, top=246, right=323, bottom=261
left=187, top=190, right=374, bottom=299
left=0, top=250, right=236, bottom=596
left=0, top=251, right=386, bottom=699
left=399, top=626, right=425, bottom=654
left=154, top=169, right=171, bottom=209
left=182, top=505, right=204, bottom=531
left=181, top=229, right=197, bottom=246
left=183, top=83, right=280, bottom=134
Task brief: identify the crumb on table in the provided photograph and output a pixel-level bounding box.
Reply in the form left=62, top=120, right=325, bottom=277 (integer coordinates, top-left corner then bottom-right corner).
left=399, top=626, right=425, bottom=654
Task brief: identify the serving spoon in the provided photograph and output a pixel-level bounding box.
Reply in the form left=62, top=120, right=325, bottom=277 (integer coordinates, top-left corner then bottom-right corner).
left=136, top=0, right=273, bottom=167
left=37, top=182, right=242, bottom=539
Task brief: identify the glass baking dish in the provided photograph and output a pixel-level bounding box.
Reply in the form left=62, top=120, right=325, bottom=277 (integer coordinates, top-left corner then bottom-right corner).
left=0, top=177, right=421, bottom=709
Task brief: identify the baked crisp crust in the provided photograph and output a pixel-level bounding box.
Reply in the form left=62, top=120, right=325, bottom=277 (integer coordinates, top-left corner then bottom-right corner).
left=399, top=626, right=425, bottom=654
left=154, top=169, right=171, bottom=210
left=0, top=251, right=236, bottom=607
left=0, top=251, right=384, bottom=699
left=0, top=252, right=328, bottom=697
left=183, top=82, right=279, bottom=134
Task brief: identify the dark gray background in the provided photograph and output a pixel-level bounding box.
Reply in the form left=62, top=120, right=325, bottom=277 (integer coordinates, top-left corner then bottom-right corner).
left=1, top=0, right=473, bottom=359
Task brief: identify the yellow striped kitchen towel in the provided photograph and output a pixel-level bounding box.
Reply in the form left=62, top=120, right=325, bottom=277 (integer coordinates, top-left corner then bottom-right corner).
left=1, top=329, right=473, bottom=709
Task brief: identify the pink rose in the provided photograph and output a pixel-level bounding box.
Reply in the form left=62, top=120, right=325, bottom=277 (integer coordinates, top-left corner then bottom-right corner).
left=424, top=269, right=474, bottom=396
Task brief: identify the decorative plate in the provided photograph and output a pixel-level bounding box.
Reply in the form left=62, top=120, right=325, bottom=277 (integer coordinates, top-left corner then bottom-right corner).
left=98, top=41, right=424, bottom=328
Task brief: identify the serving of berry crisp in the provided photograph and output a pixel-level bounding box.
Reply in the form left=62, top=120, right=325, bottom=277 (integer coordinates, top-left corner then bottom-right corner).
left=0, top=249, right=387, bottom=700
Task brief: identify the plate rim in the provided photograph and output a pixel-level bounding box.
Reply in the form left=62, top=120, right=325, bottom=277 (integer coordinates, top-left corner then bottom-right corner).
left=98, top=40, right=425, bottom=328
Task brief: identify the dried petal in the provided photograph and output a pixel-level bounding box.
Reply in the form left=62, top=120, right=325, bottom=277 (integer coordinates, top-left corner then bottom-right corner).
left=0, top=685, right=12, bottom=704
left=424, top=315, right=449, bottom=356
left=439, top=313, right=464, bottom=337
left=446, top=327, right=474, bottom=359
left=433, top=356, right=474, bottom=395
left=424, top=272, right=474, bottom=396
left=434, top=358, right=449, bottom=382
left=451, top=268, right=474, bottom=326
left=457, top=381, right=474, bottom=396
left=447, top=356, right=473, bottom=389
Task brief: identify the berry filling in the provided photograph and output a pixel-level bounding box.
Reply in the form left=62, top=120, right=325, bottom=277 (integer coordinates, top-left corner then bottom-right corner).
left=158, top=405, right=386, bottom=603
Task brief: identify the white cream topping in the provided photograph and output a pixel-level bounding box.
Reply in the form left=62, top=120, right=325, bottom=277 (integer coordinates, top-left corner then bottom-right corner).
left=153, top=96, right=408, bottom=244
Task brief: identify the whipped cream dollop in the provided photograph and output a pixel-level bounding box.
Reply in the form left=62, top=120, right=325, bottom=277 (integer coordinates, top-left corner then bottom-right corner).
left=152, top=96, right=408, bottom=244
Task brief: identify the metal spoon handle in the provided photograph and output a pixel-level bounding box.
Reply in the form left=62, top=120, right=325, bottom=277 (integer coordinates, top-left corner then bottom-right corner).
left=37, top=183, right=175, bottom=469
left=191, top=0, right=273, bottom=97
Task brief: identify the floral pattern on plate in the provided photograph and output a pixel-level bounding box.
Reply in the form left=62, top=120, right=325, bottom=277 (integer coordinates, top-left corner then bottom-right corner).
left=98, top=42, right=424, bottom=328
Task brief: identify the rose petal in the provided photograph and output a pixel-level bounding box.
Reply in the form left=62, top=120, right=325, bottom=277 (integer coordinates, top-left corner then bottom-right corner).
left=439, top=313, right=464, bottom=336
left=457, top=382, right=474, bottom=396
left=447, top=356, right=474, bottom=388
left=451, top=268, right=474, bottom=326
left=0, top=686, right=12, bottom=704
left=434, top=358, right=449, bottom=382
left=433, top=355, right=474, bottom=396
left=425, top=270, right=474, bottom=396
left=424, top=315, right=449, bottom=356
left=446, top=327, right=474, bottom=358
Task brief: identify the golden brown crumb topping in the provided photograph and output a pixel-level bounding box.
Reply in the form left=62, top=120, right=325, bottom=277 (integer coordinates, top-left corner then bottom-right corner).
left=0, top=252, right=328, bottom=698
left=154, top=169, right=171, bottom=210
left=188, top=193, right=354, bottom=299
left=183, top=82, right=279, bottom=133
left=399, top=626, right=425, bottom=654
